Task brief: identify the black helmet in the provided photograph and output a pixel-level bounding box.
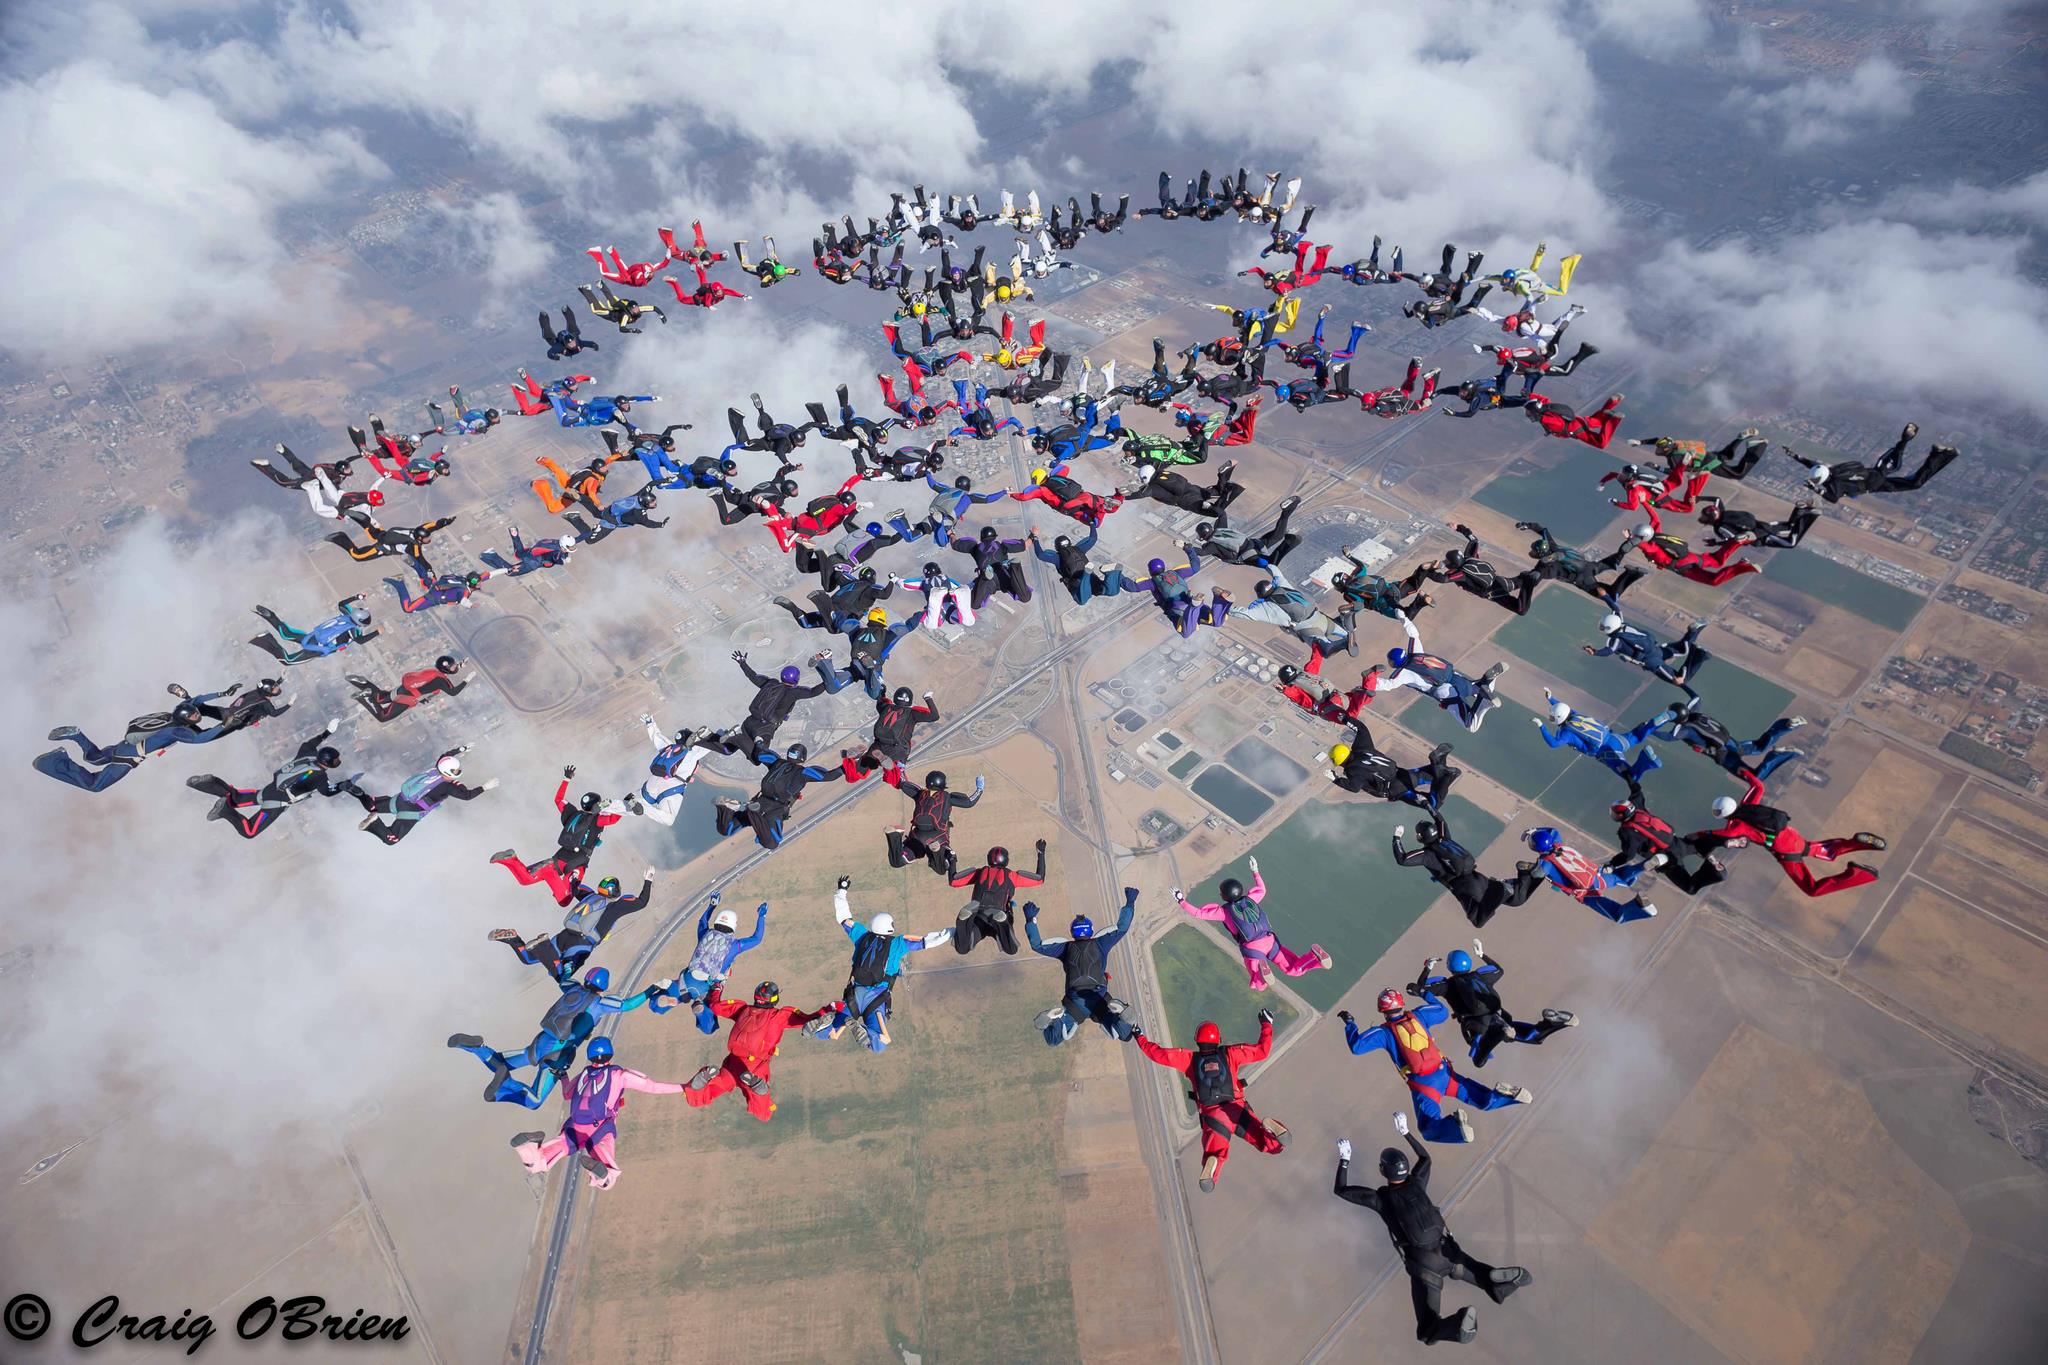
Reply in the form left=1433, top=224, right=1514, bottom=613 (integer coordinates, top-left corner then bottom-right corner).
left=753, top=980, right=781, bottom=1006
left=922, top=560, right=942, bottom=579
left=259, top=677, right=284, bottom=695
left=987, top=845, right=1009, bottom=868
left=892, top=686, right=914, bottom=705
left=1416, top=819, right=1439, bottom=843
left=777, top=478, right=799, bottom=497
left=637, top=488, right=658, bottom=508
left=1054, top=534, right=1071, bottom=550
left=1443, top=548, right=1466, bottom=570
left=1254, top=578, right=1274, bottom=597
left=839, top=490, right=858, bottom=505
left=315, top=746, right=342, bottom=768
left=435, top=655, right=459, bottom=674
left=927, top=450, right=945, bottom=470
left=858, top=565, right=878, bottom=582
left=979, top=525, right=997, bottom=541
left=1277, top=665, right=1299, bottom=684
left=172, top=701, right=200, bottom=724
left=1195, top=521, right=1216, bottom=539
left=785, top=742, right=809, bottom=762
left=580, top=792, right=603, bottom=812
left=1379, top=1147, right=1411, bottom=1182
left=1698, top=498, right=1724, bottom=521
left=432, top=458, right=452, bottom=476
left=1220, top=877, right=1246, bottom=901
left=926, top=770, right=947, bottom=790
left=719, top=458, right=739, bottom=476
left=953, top=475, right=971, bottom=491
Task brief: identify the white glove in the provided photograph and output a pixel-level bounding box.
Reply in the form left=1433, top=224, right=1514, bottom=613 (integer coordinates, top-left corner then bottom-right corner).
left=644, top=866, right=657, bottom=880
left=1336, top=1139, right=1353, bottom=1162
left=327, top=715, right=343, bottom=733
left=1393, top=1112, right=1409, bottom=1137
left=1530, top=716, right=1542, bottom=726
left=639, top=713, right=655, bottom=725
left=481, top=778, right=500, bottom=791
left=1472, top=938, right=1483, bottom=957
left=1247, top=855, right=1259, bottom=874
left=1171, top=888, right=1184, bottom=901
left=1393, top=825, right=1405, bottom=839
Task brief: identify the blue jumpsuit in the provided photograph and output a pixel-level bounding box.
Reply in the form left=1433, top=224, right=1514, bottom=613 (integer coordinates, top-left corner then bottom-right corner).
left=1345, top=995, right=1524, bottom=1144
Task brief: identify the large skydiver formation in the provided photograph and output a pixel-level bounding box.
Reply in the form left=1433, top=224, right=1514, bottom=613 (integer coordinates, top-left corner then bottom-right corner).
left=37, top=162, right=1947, bottom=1348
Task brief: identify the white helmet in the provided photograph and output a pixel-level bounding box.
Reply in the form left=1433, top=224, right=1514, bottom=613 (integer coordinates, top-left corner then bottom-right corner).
left=437, top=753, right=463, bottom=778
left=1631, top=523, right=1655, bottom=542
left=870, top=912, right=896, bottom=936
left=1805, top=464, right=1830, bottom=487
left=710, top=907, right=738, bottom=934
left=1549, top=700, right=1571, bottom=722
left=1711, top=796, right=1738, bottom=817
left=1600, top=612, right=1624, bottom=634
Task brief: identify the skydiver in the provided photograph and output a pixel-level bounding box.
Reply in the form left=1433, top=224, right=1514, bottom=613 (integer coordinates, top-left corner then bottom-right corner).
left=1645, top=697, right=1809, bottom=782
left=717, top=651, right=829, bottom=758
left=488, top=765, right=624, bottom=905
left=1027, top=526, right=1108, bottom=604
left=1534, top=690, right=1665, bottom=783
left=899, top=563, right=975, bottom=629
left=1134, top=1011, right=1288, bottom=1192
left=392, top=564, right=488, bottom=614
left=578, top=280, right=666, bottom=332
left=357, top=744, right=496, bottom=844
left=1690, top=769, right=1888, bottom=898
left=1522, top=391, right=1625, bottom=448
left=1607, top=782, right=1734, bottom=896
left=1175, top=858, right=1331, bottom=989
left=713, top=742, right=844, bottom=850
left=886, top=768, right=983, bottom=873
left=184, top=717, right=367, bottom=838
left=1332, top=1118, right=1532, bottom=1345
left=1012, top=462, right=1123, bottom=526
left=1123, top=459, right=1243, bottom=520
left=644, top=894, right=768, bottom=1034
left=490, top=869, right=655, bottom=982
left=1325, top=724, right=1459, bottom=811
left=322, top=515, right=456, bottom=573
left=345, top=655, right=466, bottom=724
left=1391, top=817, right=1543, bottom=929
left=950, top=525, right=1033, bottom=609
left=1356, top=358, right=1440, bottom=417
left=538, top=306, right=598, bottom=360
left=1236, top=565, right=1356, bottom=657
left=1697, top=496, right=1819, bottom=549
left=1027, top=890, right=1141, bottom=1046
left=437, top=385, right=502, bottom=436
left=1522, top=827, right=1659, bottom=923
left=1344, top=987, right=1532, bottom=1144
left=479, top=525, right=578, bottom=577
left=679, top=981, right=831, bottom=1123
left=657, top=221, right=726, bottom=266
left=813, top=876, right=954, bottom=1052
left=247, top=596, right=377, bottom=665
left=734, top=236, right=801, bottom=287
left=1585, top=612, right=1710, bottom=698
left=249, top=444, right=382, bottom=520
left=586, top=245, right=665, bottom=288
left=507, top=369, right=592, bottom=417
left=1335, top=235, right=1404, bottom=286
left=447, top=965, right=660, bottom=1109
left=1624, top=429, right=1770, bottom=484
left=1514, top=521, right=1644, bottom=604
left=815, top=608, right=921, bottom=701
left=663, top=263, right=746, bottom=308
left=1418, top=524, right=1539, bottom=616
left=622, top=714, right=719, bottom=826
left=1621, top=523, right=1760, bottom=587
left=1278, top=650, right=1381, bottom=725
left=1783, top=423, right=1960, bottom=502
left=508, top=1036, right=686, bottom=1189
left=1331, top=555, right=1433, bottom=624
left=1192, top=494, right=1302, bottom=567
left=36, top=681, right=289, bottom=792
left=1130, top=548, right=1232, bottom=638
left=1415, top=944, right=1576, bottom=1068
left=946, top=840, right=1048, bottom=956
left=841, top=687, right=939, bottom=783
left=565, top=484, right=668, bottom=545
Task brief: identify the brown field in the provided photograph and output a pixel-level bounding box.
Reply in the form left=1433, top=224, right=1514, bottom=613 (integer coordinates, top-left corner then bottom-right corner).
left=1852, top=880, right=2048, bottom=1073
left=1922, top=814, right=2048, bottom=941
left=1589, top=1024, right=1969, bottom=1365
left=1780, top=645, right=1860, bottom=697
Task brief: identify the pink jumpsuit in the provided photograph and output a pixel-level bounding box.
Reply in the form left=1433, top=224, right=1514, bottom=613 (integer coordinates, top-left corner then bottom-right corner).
left=1181, top=872, right=1330, bottom=989
left=512, top=1062, right=686, bottom=1189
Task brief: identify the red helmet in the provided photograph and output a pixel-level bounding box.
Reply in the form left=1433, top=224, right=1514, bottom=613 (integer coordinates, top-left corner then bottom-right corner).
left=1376, top=988, right=1406, bottom=1015
left=1195, top=1020, right=1222, bottom=1046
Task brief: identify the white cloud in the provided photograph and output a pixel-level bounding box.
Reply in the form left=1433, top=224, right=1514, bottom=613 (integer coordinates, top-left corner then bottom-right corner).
left=436, top=191, right=551, bottom=324
left=0, top=60, right=383, bottom=363
left=1743, top=57, right=1917, bottom=151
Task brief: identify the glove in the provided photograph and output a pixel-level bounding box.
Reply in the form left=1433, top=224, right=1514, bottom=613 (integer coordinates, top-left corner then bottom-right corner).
left=1035, top=838, right=1047, bottom=852
left=1171, top=887, right=1184, bottom=901
left=639, top=713, right=655, bottom=725
left=1337, top=1009, right=1354, bottom=1025
left=1128, top=1024, right=1143, bottom=1037
left=837, top=875, right=851, bottom=890
left=327, top=715, right=343, bottom=733
left=1258, top=1007, right=1274, bottom=1025
left=974, top=776, right=985, bottom=792
left=1393, top=1112, right=1409, bottom=1137
left=1472, top=938, right=1484, bottom=957
left=1247, top=855, right=1259, bottom=874
left=563, top=764, right=577, bottom=778
left=482, top=778, right=500, bottom=791
left=1337, top=1139, right=1353, bottom=1162
left=1393, top=825, right=1405, bottom=839
left=644, top=866, right=657, bottom=881
left=1531, top=716, right=1543, bottom=726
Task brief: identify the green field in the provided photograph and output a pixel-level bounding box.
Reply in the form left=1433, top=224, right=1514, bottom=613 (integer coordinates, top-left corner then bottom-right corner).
left=1681, top=655, right=1797, bottom=737
left=1151, top=923, right=1301, bottom=1049
left=1488, top=588, right=1645, bottom=706
left=1472, top=444, right=1625, bottom=547
left=1396, top=695, right=1578, bottom=800
left=1760, top=548, right=1925, bottom=631
left=1190, top=795, right=1506, bottom=1012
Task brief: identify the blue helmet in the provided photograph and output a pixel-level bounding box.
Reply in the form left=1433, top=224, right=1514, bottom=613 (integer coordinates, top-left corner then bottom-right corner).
left=779, top=665, right=802, bottom=685
left=1524, top=827, right=1561, bottom=854
left=585, top=966, right=611, bottom=992
left=1387, top=647, right=1408, bottom=667
left=1071, top=915, right=1094, bottom=939
left=1447, top=949, right=1474, bottom=974
left=585, top=1036, right=614, bottom=1064
left=1147, top=557, right=1167, bottom=576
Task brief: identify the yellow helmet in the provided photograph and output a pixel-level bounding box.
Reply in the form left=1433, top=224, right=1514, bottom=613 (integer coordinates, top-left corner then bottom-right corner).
left=1030, top=467, right=1048, bottom=483
left=911, top=301, right=927, bottom=316
left=995, top=284, right=1013, bottom=301
left=995, top=349, right=1014, bottom=366
left=866, top=607, right=888, bottom=624
left=1328, top=743, right=1351, bottom=766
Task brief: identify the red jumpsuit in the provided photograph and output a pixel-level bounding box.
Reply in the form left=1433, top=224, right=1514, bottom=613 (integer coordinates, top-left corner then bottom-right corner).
left=492, top=781, right=623, bottom=904
left=1011, top=471, right=1122, bottom=526
left=1216, top=396, right=1261, bottom=446
left=509, top=372, right=591, bottom=415
left=659, top=221, right=726, bottom=265
left=665, top=263, right=745, bottom=307
left=1701, top=769, right=1884, bottom=897
left=1599, top=472, right=1666, bottom=531
left=588, top=246, right=663, bottom=288
left=770, top=476, right=866, bottom=550
left=683, top=994, right=831, bottom=1122
left=1528, top=393, right=1623, bottom=448
left=1635, top=532, right=1758, bottom=587
left=1135, top=1018, right=1283, bottom=1183
left=1245, top=241, right=1332, bottom=294
left=1280, top=647, right=1374, bottom=722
